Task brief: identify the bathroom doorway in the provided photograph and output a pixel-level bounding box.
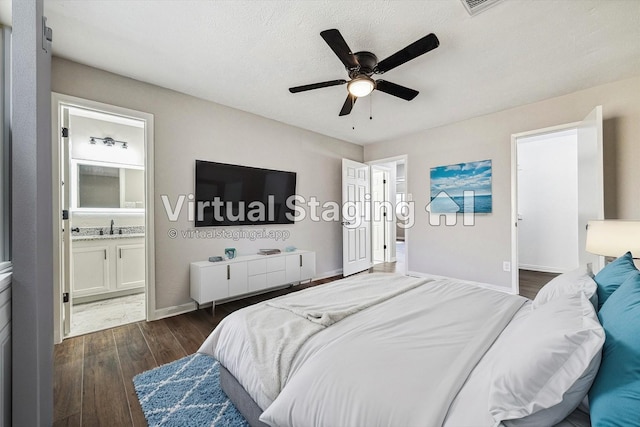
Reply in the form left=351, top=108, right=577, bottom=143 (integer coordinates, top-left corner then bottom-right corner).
left=53, top=94, right=155, bottom=342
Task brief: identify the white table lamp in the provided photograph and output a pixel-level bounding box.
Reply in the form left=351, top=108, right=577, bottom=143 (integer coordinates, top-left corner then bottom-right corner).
left=586, top=220, right=640, bottom=258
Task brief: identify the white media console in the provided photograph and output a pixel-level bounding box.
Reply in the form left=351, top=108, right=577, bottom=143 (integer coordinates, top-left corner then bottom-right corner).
left=190, top=250, right=316, bottom=308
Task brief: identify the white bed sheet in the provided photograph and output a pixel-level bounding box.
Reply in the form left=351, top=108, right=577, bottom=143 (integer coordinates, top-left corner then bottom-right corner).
left=443, top=301, right=532, bottom=426
left=200, top=274, right=530, bottom=426
left=199, top=301, right=275, bottom=409
left=259, top=277, right=526, bottom=427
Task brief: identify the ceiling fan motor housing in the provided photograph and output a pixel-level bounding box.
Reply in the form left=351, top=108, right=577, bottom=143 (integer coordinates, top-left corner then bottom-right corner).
left=350, top=51, right=378, bottom=77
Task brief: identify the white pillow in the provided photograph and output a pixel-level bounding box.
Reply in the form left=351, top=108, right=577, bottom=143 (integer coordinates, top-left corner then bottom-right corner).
left=489, top=292, right=604, bottom=426
left=532, top=265, right=598, bottom=309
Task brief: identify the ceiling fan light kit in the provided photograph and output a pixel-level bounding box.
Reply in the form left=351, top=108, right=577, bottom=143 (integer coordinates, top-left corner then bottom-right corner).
left=289, top=29, right=439, bottom=116
left=347, top=76, right=375, bottom=97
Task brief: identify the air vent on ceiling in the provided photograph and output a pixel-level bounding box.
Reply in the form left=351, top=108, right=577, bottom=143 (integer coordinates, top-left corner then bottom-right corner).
left=460, top=0, right=503, bottom=16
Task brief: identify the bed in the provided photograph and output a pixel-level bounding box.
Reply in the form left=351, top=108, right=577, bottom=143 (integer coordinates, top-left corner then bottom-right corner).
left=199, top=254, right=640, bottom=427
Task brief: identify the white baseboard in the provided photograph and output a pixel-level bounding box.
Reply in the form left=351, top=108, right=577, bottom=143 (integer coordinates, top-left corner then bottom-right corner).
left=519, top=264, right=568, bottom=274
left=407, top=270, right=515, bottom=294
left=153, top=301, right=197, bottom=320
left=151, top=269, right=344, bottom=321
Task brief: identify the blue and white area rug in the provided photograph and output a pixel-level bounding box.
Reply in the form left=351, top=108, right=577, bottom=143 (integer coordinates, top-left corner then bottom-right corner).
left=133, top=353, right=250, bottom=427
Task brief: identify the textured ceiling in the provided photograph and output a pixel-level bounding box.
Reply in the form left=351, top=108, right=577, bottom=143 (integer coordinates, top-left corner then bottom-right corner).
left=1, top=0, right=639, bottom=145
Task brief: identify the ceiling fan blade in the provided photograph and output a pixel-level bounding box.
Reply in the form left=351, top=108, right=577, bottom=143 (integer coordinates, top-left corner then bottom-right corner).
left=339, top=94, right=357, bottom=116
left=320, top=29, right=359, bottom=69
left=375, top=80, right=419, bottom=101
left=375, top=33, right=439, bottom=74
left=289, top=79, right=347, bottom=93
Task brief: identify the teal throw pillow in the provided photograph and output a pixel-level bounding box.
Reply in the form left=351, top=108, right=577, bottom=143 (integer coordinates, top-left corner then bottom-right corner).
left=588, top=271, right=640, bottom=427
left=593, top=251, right=638, bottom=310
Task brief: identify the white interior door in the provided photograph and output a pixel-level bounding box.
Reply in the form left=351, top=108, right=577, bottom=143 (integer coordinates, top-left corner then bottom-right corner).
left=61, top=106, right=72, bottom=336
left=342, top=159, right=371, bottom=276
left=577, top=106, right=604, bottom=272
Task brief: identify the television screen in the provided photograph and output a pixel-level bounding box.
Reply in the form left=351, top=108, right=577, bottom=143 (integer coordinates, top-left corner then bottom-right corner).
left=195, top=160, right=297, bottom=227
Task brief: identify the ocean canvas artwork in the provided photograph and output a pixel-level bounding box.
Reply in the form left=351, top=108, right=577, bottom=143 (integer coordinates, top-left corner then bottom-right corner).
left=430, top=160, right=492, bottom=213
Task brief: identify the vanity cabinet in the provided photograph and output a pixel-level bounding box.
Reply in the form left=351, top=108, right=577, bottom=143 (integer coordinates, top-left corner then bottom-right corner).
left=72, top=244, right=111, bottom=297
left=72, top=236, right=145, bottom=303
left=190, top=250, right=315, bottom=306
left=116, top=243, right=145, bottom=290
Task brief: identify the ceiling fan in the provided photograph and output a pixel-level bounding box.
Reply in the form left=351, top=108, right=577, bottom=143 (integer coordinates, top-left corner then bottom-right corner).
left=289, top=29, right=440, bottom=116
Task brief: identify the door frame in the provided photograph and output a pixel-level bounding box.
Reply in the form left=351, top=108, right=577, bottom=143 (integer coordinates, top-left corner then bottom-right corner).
left=52, top=93, right=156, bottom=344
left=367, top=154, right=409, bottom=275
left=510, top=118, right=607, bottom=294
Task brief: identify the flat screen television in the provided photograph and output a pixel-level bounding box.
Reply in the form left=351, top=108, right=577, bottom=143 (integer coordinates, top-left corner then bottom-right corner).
left=195, top=160, right=297, bottom=227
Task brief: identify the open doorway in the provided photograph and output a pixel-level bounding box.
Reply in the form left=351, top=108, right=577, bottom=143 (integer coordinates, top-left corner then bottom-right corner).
left=517, top=129, right=579, bottom=273
left=511, top=106, right=604, bottom=297
left=368, top=156, right=407, bottom=275
left=53, top=94, right=155, bottom=343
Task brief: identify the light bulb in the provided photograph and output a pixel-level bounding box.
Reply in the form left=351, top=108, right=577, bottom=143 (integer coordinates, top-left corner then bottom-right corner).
left=347, top=76, right=375, bottom=97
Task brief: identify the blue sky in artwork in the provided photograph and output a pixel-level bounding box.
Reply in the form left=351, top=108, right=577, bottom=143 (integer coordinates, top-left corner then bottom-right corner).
left=430, top=160, right=492, bottom=198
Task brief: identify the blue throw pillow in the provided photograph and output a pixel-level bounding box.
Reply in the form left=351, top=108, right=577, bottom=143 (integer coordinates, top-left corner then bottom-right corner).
left=588, top=271, right=640, bottom=427
left=593, top=251, right=638, bottom=310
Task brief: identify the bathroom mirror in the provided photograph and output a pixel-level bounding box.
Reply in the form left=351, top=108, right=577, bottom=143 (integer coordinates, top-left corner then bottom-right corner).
left=72, top=160, right=145, bottom=210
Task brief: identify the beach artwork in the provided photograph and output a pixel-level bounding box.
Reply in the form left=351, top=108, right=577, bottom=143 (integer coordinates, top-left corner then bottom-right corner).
left=430, top=159, right=492, bottom=213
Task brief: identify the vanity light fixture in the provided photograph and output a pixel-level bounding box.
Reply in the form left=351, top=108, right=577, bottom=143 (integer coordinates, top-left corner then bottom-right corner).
left=89, top=136, right=129, bottom=149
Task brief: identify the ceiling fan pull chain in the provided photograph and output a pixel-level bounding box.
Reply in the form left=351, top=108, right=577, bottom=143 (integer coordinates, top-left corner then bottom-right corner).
left=370, top=94, right=373, bottom=120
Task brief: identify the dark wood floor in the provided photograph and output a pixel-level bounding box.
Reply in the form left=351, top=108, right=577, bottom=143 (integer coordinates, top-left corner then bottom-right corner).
left=53, top=276, right=338, bottom=426
left=519, top=269, right=559, bottom=300
left=53, top=262, right=549, bottom=426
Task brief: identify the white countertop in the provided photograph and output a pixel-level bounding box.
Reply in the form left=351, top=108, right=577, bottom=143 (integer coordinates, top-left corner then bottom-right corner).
left=72, top=233, right=145, bottom=241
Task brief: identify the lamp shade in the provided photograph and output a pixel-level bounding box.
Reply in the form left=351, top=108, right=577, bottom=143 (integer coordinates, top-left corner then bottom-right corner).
left=586, top=220, right=640, bottom=258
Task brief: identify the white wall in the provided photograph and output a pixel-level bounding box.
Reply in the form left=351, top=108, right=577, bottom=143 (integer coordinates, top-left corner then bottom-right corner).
left=52, top=58, right=363, bottom=311
left=365, top=75, right=640, bottom=289
left=517, top=130, right=578, bottom=273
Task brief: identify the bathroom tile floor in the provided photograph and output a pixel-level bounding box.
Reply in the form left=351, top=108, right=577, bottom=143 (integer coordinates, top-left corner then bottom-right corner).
left=70, top=293, right=145, bottom=337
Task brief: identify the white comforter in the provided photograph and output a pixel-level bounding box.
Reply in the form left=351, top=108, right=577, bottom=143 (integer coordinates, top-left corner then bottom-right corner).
left=199, top=273, right=527, bottom=426
left=247, top=273, right=428, bottom=401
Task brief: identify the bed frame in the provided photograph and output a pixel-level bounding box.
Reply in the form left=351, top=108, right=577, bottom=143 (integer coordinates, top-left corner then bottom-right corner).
left=219, top=364, right=269, bottom=427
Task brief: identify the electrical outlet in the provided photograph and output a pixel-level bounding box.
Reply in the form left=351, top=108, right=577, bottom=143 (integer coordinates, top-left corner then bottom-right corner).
left=503, top=261, right=511, bottom=272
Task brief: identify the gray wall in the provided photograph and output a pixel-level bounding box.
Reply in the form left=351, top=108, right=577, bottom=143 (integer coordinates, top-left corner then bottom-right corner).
left=365, top=75, right=640, bottom=288
left=12, top=0, right=54, bottom=424
left=52, top=57, right=363, bottom=311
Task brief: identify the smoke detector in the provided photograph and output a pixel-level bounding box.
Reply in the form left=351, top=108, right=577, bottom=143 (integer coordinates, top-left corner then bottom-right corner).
left=460, top=0, right=503, bottom=16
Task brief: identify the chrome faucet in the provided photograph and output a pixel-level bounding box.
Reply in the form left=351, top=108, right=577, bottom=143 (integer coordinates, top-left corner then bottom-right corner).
left=110, top=219, right=115, bottom=235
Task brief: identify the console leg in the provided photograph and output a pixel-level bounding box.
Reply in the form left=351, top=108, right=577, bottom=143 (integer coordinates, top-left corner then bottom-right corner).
left=211, top=302, right=216, bottom=319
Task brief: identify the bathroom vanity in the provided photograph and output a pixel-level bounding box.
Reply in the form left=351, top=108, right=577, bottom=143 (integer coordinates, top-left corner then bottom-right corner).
left=71, top=232, right=145, bottom=303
